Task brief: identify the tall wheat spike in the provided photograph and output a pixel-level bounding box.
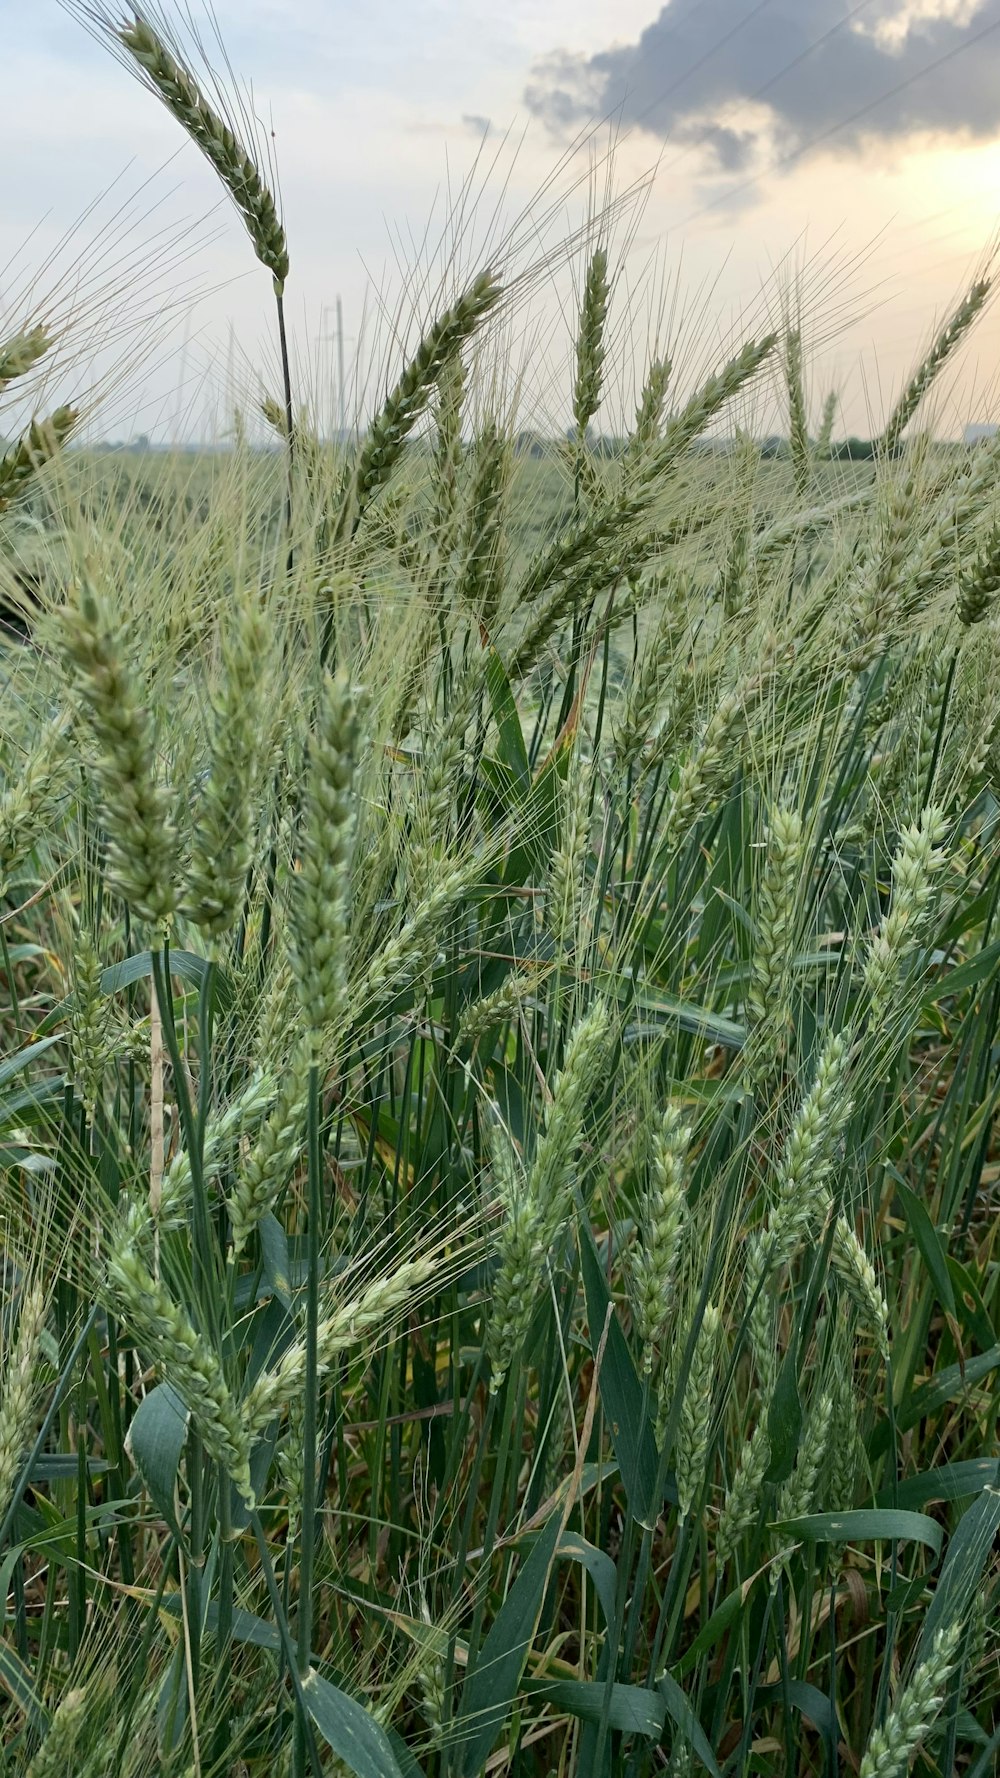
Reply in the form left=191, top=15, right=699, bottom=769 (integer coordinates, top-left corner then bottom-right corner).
left=876, top=277, right=990, bottom=458
left=75, top=4, right=298, bottom=536
left=572, top=247, right=610, bottom=442
left=113, top=12, right=288, bottom=289
left=814, top=388, right=838, bottom=458
left=785, top=328, right=811, bottom=502
left=627, top=355, right=671, bottom=458
left=343, top=272, right=502, bottom=539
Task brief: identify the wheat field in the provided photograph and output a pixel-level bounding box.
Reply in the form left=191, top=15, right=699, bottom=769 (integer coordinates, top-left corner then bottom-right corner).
left=1, top=8, right=999, bottom=1778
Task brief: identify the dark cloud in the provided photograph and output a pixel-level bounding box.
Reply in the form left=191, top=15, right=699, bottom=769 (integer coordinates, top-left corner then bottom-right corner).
left=525, top=2, right=1000, bottom=170
left=675, top=116, right=761, bottom=171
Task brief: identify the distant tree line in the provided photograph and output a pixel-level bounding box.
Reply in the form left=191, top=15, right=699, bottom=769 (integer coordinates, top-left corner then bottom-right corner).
left=760, top=433, right=877, bottom=460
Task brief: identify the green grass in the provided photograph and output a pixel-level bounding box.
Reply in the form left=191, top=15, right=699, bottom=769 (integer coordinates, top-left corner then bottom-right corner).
left=1, top=15, right=999, bottom=1778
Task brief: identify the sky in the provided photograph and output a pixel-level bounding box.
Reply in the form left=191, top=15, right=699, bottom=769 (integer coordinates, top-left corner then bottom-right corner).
left=6, top=0, right=1000, bottom=441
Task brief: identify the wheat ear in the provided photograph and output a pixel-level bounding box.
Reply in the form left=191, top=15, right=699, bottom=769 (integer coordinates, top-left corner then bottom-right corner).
left=858, top=1622, right=961, bottom=1778
left=877, top=278, right=990, bottom=458
left=455, top=420, right=509, bottom=627
left=24, top=1686, right=90, bottom=1778
left=649, top=335, right=777, bottom=481
left=488, top=1002, right=610, bottom=1390
left=243, top=1257, right=436, bottom=1437
left=814, top=389, right=838, bottom=458
left=957, top=518, right=1000, bottom=625
left=572, top=247, right=610, bottom=442
left=785, top=329, right=811, bottom=501
left=0, top=716, right=71, bottom=897
left=863, top=807, right=949, bottom=1029
left=0, top=407, right=78, bottom=512
left=0, top=1282, right=48, bottom=1522
left=627, top=355, right=672, bottom=458
left=717, top=1421, right=770, bottom=1563
left=109, top=1209, right=253, bottom=1505
left=630, top=1107, right=689, bottom=1366
left=675, top=1304, right=722, bottom=1520
left=117, top=14, right=288, bottom=289
left=60, top=581, right=178, bottom=928
left=345, top=272, right=502, bottom=536
left=185, top=602, right=267, bottom=946
left=0, top=324, right=50, bottom=392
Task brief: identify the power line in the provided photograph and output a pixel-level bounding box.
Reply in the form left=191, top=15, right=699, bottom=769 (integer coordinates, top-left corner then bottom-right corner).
left=675, top=9, right=1000, bottom=232
left=625, top=0, right=882, bottom=194
left=631, top=0, right=776, bottom=128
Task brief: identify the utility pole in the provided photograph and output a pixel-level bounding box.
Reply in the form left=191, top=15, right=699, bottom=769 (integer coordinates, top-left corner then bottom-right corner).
left=320, top=298, right=349, bottom=440
left=335, top=295, right=346, bottom=440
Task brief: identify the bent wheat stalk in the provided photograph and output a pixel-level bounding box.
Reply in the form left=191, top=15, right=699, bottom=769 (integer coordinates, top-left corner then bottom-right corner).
left=91, top=7, right=297, bottom=542
left=113, top=13, right=288, bottom=289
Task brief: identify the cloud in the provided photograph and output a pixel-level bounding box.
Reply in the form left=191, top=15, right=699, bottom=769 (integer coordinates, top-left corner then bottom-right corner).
left=524, top=0, right=1000, bottom=171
